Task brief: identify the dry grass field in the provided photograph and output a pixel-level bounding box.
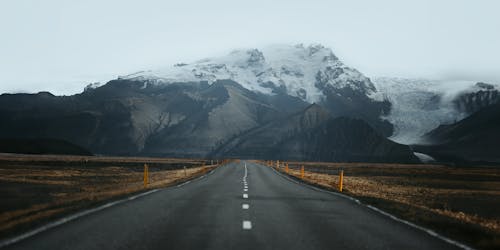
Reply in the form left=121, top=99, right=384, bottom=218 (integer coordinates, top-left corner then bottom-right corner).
left=270, top=161, right=500, bottom=250
left=0, top=153, right=220, bottom=239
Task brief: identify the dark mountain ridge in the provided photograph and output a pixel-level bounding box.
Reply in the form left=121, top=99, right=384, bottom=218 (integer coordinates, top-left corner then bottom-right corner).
left=0, top=138, right=91, bottom=156
left=213, top=104, right=417, bottom=162
left=0, top=79, right=415, bottom=162
left=416, top=102, right=500, bottom=163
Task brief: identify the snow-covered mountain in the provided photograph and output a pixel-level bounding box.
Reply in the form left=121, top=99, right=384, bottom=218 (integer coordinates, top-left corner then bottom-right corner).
left=121, top=44, right=375, bottom=103
left=371, top=77, right=500, bottom=144
left=118, top=43, right=393, bottom=137
left=3, top=43, right=500, bottom=163
left=92, top=43, right=500, bottom=146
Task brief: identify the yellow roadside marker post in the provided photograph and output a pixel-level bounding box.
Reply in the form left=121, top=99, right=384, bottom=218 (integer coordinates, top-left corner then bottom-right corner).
left=301, top=165, right=304, bottom=179
left=276, top=160, right=280, bottom=170
left=338, top=169, right=344, bottom=192
left=144, top=164, right=149, bottom=188
left=286, top=163, right=289, bottom=174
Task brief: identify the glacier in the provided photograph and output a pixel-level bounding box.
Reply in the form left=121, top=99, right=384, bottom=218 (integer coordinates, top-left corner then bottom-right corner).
left=370, top=77, right=493, bottom=144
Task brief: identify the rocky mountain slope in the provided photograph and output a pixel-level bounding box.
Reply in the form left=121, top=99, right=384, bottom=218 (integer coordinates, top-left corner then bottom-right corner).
left=212, top=104, right=417, bottom=162
left=141, top=80, right=308, bottom=157
left=415, top=102, right=500, bottom=163
left=0, top=79, right=307, bottom=157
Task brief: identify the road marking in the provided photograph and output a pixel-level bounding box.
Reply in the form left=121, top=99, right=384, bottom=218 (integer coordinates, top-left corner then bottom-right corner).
left=268, top=163, right=473, bottom=250
left=176, top=180, right=191, bottom=187
left=243, top=163, right=248, bottom=179
left=366, top=205, right=472, bottom=250
left=0, top=188, right=158, bottom=248
left=241, top=163, right=252, bottom=230
left=242, top=220, right=252, bottom=230
left=0, top=164, right=223, bottom=248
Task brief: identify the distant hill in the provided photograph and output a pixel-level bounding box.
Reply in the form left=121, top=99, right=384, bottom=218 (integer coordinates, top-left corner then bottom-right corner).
left=212, top=104, right=418, bottom=163
left=415, top=102, right=500, bottom=163
left=0, top=138, right=92, bottom=156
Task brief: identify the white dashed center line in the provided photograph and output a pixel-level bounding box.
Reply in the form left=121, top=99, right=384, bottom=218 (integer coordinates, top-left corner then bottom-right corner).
left=241, top=163, right=252, bottom=230
left=242, top=220, right=252, bottom=230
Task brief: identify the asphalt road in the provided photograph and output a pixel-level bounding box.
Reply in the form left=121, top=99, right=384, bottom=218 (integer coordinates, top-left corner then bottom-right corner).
left=4, top=161, right=461, bottom=250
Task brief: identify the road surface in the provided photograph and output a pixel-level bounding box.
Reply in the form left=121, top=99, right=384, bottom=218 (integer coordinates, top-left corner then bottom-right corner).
left=4, top=161, right=461, bottom=250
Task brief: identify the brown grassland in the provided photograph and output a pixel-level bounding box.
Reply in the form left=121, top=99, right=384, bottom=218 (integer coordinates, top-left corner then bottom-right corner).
left=268, top=161, right=500, bottom=250
left=0, top=153, right=219, bottom=239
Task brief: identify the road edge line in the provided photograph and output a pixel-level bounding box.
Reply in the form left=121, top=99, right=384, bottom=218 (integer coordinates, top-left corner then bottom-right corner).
left=0, top=165, right=221, bottom=249
left=266, top=164, right=473, bottom=250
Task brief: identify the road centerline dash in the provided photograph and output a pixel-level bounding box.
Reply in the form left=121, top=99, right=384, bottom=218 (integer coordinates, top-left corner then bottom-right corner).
left=242, top=221, right=252, bottom=230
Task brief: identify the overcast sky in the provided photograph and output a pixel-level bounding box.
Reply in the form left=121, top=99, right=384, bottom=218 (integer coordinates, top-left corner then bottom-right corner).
left=1, top=0, right=499, bottom=95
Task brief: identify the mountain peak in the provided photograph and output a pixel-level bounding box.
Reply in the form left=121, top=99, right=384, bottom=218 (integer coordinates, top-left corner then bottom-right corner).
left=246, top=49, right=265, bottom=66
